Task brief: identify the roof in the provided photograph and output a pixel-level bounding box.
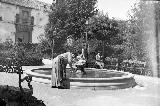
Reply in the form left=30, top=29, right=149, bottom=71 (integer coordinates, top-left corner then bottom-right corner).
left=1, top=0, right=51, bottom=11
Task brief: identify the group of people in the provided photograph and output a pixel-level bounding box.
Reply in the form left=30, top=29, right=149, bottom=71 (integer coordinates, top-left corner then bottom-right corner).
left=51, top=50, right=104, bottom=89
left=51, top=49, right=87, bottom=89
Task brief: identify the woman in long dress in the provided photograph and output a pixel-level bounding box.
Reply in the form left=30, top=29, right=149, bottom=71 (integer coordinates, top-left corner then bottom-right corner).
left=51, top=52, right=74, bottom=88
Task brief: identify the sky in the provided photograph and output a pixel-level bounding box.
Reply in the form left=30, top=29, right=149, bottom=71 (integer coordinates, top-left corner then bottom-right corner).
left=38, top=0, right=139, bottom=20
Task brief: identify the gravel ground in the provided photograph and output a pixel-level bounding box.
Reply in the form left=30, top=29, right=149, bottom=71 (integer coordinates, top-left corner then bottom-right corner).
left=0, top=65, right=159, bottom=106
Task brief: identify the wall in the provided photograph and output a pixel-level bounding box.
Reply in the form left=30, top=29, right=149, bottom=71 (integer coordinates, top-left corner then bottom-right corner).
left=31, top=9, right=49, bottom=43
left=0, top=2, right=19, bottom=43
left=0, top=2, right=49, bottom=43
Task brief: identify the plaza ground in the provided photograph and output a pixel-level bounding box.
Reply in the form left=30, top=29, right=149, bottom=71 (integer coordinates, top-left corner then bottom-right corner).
left=0, top=65, right=160, bottom=106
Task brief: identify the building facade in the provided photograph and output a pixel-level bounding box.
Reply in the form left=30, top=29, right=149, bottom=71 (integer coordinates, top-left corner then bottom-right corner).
left=0, top=0, right=51, bottom=43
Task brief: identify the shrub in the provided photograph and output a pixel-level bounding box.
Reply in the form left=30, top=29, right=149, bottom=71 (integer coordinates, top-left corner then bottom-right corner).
left=13, top=43, right=43, bottom=66
left=0, top=43, right=43, bottom=66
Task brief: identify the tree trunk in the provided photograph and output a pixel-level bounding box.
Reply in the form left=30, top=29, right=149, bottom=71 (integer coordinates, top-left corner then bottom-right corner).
left=52, top=39, right=55, bottom=59
left=102, top=40, right=105, bottom=62
left=155, top=16, right=160, bottom=78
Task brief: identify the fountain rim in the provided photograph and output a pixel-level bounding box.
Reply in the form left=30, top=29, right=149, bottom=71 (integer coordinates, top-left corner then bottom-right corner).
left=24, top=68, right=135, bottom=81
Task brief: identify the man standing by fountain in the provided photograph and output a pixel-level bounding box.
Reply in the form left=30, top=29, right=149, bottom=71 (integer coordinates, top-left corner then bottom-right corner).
left=51, top=52, right=74, bottom=89
left=95, top=52, right=104, bottom=69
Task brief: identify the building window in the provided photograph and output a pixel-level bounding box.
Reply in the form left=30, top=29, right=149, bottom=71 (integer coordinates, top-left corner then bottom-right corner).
left=44, top=5, right=47, bottom=9
left=22, top=10, right=29, bottom=23
left=16, top=14, right=19, bottom=23
left=18, top=38, right=23, bottom=43
left=31, top=16, right=34, bottom=25
left=0, top=16, right=2, bottom=21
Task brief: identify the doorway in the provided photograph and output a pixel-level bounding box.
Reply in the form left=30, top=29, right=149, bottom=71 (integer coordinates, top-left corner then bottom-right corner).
left=16, top=32, right=31, bottom=43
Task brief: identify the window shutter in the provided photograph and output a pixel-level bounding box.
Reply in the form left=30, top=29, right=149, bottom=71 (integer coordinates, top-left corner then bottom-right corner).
left=16, top=14, right=19, bottom=23
left=31, top=16, right=34, bottom=25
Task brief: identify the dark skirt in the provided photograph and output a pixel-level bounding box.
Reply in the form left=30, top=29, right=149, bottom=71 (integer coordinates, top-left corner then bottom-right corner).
left=51, top=56, right=68, bottom=88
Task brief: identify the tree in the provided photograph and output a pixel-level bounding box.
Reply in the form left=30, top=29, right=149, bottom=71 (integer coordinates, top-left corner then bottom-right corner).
left=90, top=12, right=119, bottom=61
left=126, top=1, right=157, bottom=61
left=45, top=2, right=69, bottom=55
left=44, top=0, right=98, bottom=56
left=125, top=1, right=160, bottom=76
left=65, top=0, right=98, bottom=40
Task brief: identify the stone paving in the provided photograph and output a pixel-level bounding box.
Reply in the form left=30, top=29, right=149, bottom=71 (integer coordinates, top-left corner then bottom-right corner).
left=0, top=65, right=160, bottom=106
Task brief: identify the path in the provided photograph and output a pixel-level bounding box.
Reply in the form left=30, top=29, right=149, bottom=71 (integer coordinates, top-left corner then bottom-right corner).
left=0, top=65, right=159, bottom=106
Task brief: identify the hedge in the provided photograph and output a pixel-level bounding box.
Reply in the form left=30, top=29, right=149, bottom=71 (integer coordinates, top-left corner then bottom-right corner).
left=0, top=43, right=43, bottom=66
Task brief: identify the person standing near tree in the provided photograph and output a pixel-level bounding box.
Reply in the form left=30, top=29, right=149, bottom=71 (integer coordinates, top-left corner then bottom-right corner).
left=95, top=52, right=104, bottom=69
left=96, top=53, right=101, bottom=61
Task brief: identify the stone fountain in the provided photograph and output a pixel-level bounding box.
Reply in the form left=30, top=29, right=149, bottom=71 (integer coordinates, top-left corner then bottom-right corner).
left=25, top=65, right=136, bottom=90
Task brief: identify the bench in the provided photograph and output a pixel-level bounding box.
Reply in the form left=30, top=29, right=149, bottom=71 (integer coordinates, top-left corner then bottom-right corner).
left=0, top=58, right=33, bottom=103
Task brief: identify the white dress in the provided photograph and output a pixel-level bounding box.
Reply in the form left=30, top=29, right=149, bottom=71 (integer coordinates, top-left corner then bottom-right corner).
left=51, top=52, right=72, bottom=87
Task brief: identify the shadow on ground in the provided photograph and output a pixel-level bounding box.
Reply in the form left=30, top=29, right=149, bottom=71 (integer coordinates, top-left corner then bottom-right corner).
left=0, top=85, right=46, bottom=106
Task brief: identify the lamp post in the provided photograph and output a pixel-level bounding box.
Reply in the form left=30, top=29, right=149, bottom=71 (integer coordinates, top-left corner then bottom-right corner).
left=85, top=21, right=89, bottom=63
left=52, top=30, right=56, bottom=59
left=85, top=20, right=88, bottom=55
left=85, top=20, right=92, bottom=58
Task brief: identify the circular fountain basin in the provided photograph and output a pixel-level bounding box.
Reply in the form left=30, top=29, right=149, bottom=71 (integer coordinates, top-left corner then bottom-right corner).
left=25, top=68, right=136, bottom=90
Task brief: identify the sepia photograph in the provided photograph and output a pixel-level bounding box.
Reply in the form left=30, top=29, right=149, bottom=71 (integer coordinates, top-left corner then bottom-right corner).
left=0, top=0, right=160, bottom=106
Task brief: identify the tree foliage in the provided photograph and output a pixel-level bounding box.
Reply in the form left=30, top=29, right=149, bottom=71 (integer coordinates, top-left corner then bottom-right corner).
left=65, top=0, right=98, bottom=39
left=125, top=1, right=158, bottom=61
left=43, top=0, right=98, bottom=55
left=88, top=12, right=120, bottom=59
